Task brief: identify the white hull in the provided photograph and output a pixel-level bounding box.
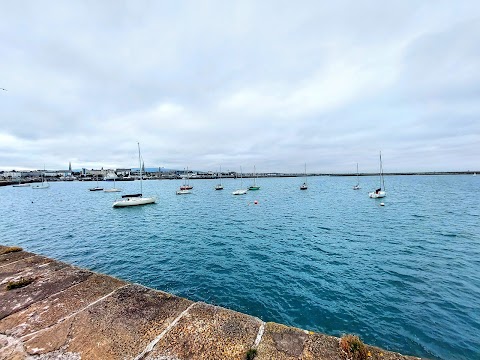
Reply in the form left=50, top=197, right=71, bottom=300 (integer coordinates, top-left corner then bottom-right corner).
left=353, top=185, right=361, bottom=190
left=13, top=184, right=30, bottom=187
left=232, top=189, right=247, bottom=195
left=32, top=183, right=50, bottom=189
left=112, top=196, right=156, bottom=207
left=176, top=189, right=192, bottom=195
left=369, top=191, right=386, bottom=198
left=104, top=188, right=122, bottom=192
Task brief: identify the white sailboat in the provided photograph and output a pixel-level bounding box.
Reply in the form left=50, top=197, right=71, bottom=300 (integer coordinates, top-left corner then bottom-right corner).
left=232, top=167, right=247, bottom=195
left=177, top=168, right=192, bottom=194
left=104, top=177, right=122, bottom=192
left=353, top=163, right=361, bottom=190
left=32, top=167, right=49, bottom=189
left=112, top=143, right=156, bottom=207
left=300, top=163, right=308, bottom=190
left=12, top=178, right=30, bottom=187
left=369, top=152, right=386, bottom=198
left=248, top=165, right=260, bottom=191
left=215, top=166, right=224, bottom=190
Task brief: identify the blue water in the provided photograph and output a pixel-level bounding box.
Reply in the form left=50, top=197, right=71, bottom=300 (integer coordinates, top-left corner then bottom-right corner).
left=1, top=175, right=479, bottom=360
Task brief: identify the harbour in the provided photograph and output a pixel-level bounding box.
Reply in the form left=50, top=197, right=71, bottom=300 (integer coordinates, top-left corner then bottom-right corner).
left=1, top=175, right=479, bottom=359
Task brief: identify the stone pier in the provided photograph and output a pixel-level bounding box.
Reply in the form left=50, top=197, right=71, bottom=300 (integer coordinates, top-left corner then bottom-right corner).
left=0, top=245, right=422, bottom=360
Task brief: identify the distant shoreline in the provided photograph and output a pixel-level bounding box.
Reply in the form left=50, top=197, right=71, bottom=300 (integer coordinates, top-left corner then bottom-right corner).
left=1, top=171, right=477, bottom=187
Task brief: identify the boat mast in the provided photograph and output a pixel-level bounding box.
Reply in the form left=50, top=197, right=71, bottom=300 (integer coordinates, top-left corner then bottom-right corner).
left=240, top=166, right=243, bottom=187
left=253, top=165, right=256, bottom=186
left=304, top=163, right=307, bottom=184
left=380, top=151, right=385, bottom=191
left=219, top=166, right=222, bottom=185
left=138, top=142, right=143, bottom=195
left=356, top=163, right=359, bottom=186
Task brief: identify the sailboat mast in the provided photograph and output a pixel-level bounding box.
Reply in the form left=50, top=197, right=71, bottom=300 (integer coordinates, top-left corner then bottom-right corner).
left=220, top=165, right=222, bottom=185
left=356, top=163, right=359, bottom=186
left=240, top=166, right=243, bottom=187
left=138, top=142, right=143, bottom=195
left=304, top=163, right=307, bottom=184
left=379, top=151, right=385, bottom=191
left=253, top=165, right=256, bottom=186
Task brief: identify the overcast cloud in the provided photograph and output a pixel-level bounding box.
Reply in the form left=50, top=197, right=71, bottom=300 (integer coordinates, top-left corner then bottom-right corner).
left=1, top=0, right=479, bottom=173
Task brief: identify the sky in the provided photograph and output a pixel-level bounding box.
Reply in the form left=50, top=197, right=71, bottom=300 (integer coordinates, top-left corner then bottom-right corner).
left=1, top=1, right=479, bottom=173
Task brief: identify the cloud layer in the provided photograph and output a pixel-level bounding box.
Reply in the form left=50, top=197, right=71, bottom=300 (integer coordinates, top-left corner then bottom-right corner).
left=1, top=1, right=479, bottom=172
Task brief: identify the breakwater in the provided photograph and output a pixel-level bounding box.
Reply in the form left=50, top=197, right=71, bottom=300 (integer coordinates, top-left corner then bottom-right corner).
left=0, top=245, right=421, bottom=360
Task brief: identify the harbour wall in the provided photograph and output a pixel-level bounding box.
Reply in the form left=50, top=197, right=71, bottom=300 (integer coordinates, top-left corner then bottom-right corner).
left=0, top=245, right=423, bottom=360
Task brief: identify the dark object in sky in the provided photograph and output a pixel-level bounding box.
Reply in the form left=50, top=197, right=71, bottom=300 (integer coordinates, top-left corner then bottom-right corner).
left=0, top=88, right=7, bottom=91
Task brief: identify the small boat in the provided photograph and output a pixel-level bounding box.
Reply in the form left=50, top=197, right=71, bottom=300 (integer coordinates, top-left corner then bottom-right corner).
left=89, top=176, right=103, bottom=191
left=12, top=177, right=30, bottom=187
left=104, top=177, right=122, bottom=192
left=215, top=166, right=224, bottom=190
left=232, top=167, right=248, bottom=195
left=178, top=167, right=193, bottom=193
left=13, top=182, right=30, bottom=188
left=369, top=152, right=386, bottom=198
left=112, top=143, right=156, bottom=208
left=176, top=189, right=192, bottom=195
left=300, top=163, right=308, bottom=190
left=112, top=194, right=156, bottom=207
left=180, top=167, right=193, bottom=190
left=353, top=163, right=361, bottom=190
left=32, top=171, right=49, bottom=189
left=248, top=165, right=260, bottom=191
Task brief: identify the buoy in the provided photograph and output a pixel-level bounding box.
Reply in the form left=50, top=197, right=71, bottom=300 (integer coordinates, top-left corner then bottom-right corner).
left=380, top=202, right=385, bottom=206
left=254, top=200, right=258, bottom=205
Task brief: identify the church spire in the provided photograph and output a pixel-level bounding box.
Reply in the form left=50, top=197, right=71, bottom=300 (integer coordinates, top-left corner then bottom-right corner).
left=68, top=161, right=72, bottom=172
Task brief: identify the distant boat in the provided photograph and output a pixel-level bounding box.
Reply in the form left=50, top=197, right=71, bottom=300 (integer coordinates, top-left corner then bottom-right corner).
left=89, top=176, right=103, bottom=191
left=353, top=163, right=361, bottom=190
left=474, top=173, right=477, bottom=176
left=215, top=166, right=224, bottom=190
left=12, top=178, right=30, bottom=187
left=178, top=167, right=193, bottom=194
left=104, top=177, right=122, bottom=192
left=32, top=167, right=49, bottom=189
left=180, top=167, right=193, bottom=190
left=369, top=152, right=386, bottom=198
left=176, top=189, right=192, bottom=195
left=300, top=163, right=308, bottom=190
left=112, top=143, right=156, bottom=207
left=248, top=165, right=260, bottom=191
left=232, top=167, right=248, bottom=195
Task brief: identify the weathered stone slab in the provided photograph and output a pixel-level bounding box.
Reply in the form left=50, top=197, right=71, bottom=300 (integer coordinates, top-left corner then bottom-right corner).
left=0, top=259, right=91, bottom=320
left=23, top=284, right=193, bottom=360
left=0, top=250, right=35, bottom=267
left=0, top=255, right=54, bottom=283
left=0, top=334, right=28, bottom=360
left=255, top=322, right=422, bottom=360
left=145, top=302, right=262, bottom=360
left=255, top=322, right=309, bottom=360
left=0, top=273, right=126, bottom=338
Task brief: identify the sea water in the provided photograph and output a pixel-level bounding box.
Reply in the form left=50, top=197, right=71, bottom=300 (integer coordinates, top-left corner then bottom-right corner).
left=1, top=175, right=479, bottom=359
